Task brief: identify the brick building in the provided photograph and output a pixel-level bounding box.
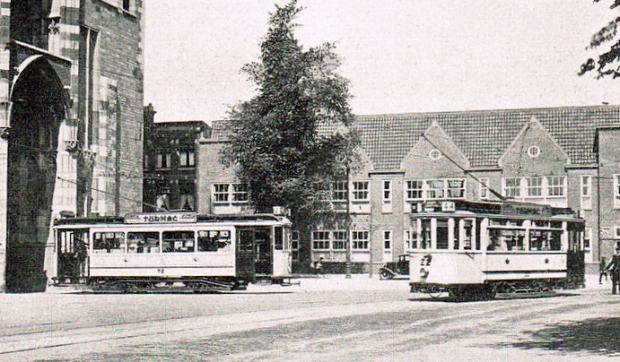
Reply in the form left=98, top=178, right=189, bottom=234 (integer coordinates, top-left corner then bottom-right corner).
left=0, top=0, right=145, bottom=292
left=197, top=105, right=620, bottom=274
left=143, top=104, right=209, bottom=212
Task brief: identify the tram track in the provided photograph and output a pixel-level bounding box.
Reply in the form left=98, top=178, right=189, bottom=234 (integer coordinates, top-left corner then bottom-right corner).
left=0, top=290, right=609, bottom=360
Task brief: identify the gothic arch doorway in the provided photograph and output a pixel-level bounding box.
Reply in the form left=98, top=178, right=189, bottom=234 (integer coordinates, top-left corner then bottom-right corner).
left=6, top=56, right=68, bottom=292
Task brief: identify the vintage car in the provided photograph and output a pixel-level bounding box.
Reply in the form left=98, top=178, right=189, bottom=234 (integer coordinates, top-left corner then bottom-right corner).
left=379, top=254, right=410, bottom=280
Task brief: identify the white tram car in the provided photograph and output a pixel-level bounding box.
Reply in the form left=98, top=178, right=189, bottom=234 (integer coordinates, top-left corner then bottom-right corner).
left=408, top=200, right=585, bottom=301
left=52, top=210, right=293, bottom=291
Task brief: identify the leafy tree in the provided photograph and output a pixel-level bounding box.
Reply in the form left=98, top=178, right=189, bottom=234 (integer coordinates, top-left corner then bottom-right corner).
left=580, top=0, right=620, bottom=78
left=221, top=0, right=357, bottom=225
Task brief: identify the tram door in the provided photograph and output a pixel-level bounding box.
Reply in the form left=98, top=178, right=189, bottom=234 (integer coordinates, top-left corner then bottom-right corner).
left=236, top=229, right=256, bottom=281
left=254, top=228, right=273, bottom=275
left=57, top=229, right=89, bottom=283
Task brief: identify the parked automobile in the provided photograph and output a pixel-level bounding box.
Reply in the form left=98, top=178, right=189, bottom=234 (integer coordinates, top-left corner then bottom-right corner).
left=379, top=254, right=410, bottom=280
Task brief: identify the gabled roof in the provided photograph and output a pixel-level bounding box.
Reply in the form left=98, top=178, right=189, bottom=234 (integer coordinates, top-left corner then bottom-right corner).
left=356, top=105, right=620, bottom=169
left=205, top=105, right=620, bottom=169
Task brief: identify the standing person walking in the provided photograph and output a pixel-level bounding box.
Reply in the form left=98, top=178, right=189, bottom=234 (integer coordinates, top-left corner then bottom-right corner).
left=606, top=246, right=620, bottom=294
left=600, top=257, right=609, bottom=284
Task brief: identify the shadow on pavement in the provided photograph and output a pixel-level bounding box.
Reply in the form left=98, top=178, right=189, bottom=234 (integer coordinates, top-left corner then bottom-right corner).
left=408, top=292, right=577, bottom=303
left=504, top=317, right=620, bottom=357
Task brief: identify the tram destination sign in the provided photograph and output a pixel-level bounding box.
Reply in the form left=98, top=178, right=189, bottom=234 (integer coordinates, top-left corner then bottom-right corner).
left=125, top=212, right=197, bottom=224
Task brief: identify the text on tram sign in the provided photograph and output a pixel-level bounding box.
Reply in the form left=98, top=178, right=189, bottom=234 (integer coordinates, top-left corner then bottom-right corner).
left=125, top=213, right=197, bottom=224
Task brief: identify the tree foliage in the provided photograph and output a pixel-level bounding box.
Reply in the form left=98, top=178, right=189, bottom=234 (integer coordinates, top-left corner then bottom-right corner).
left=221, top=0, right=357, bottom=225
left=580, top=0, right=620, bottom=78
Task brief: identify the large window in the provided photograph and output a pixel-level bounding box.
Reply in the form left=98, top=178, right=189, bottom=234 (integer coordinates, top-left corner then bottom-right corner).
left=291, top=231, right=300, bottom=261
left=406, top=180, right=424, bottom=200
left=352, top=181, right=369, bottom=201
left=312, top=231, right=330, bottom=250
left=527, top=177, right=543, bottom=197
left=425, top=180, right=445, bottom=199
left=332, top=231, right=347, bottom=250
left=232, top=184, right=248, bottom=202
left=163, top=231, right=195, bottom=253
left=406, top=178, right=466, bottom=201
left=127, top=232, right=159, bottom=253
left=479, top=177, right=490, bottom=200
left=581, top=175, right=592, bottom=210
left=502, top=176, right=566, bottom=202
left=383, top=180, right=392, bottom=202
left=503, top=178, right=521, bottom=198
left=179, top=150, right=195, bottom=167
left=93, top=232, right=125, bottom=254
left=383, top=231, right=392, bottom=251
left=547, top=176, right=565, bottom=197
left=332, top=181, right=348, bottom=201
left=213, top=184, right=229, bottom=203
left=351, top=231, right=369, bottom=250
left=404, top=229, right=417, bottom=250
left=156, top=153, right=171, bottom=169
left=197, top=230, right=231, bottom=252
left=447, top=179, right=466, bottom=198
left=212, top=183, right=249, bottom=205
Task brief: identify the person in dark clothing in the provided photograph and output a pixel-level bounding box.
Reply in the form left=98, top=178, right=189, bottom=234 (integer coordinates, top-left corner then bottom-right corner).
left=606, top=247, right=620, bottom=294
left=600, top=257, right=608, bottom=284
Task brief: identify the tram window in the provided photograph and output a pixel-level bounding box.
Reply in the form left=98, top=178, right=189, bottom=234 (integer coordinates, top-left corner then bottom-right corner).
left=163, top=231, right=195, bottom=253
left=436, top=219, right=449, bottom=249
left=197, top=230, right=231, bottom=252
left=93, top=232, right=125, bottom=253
left=489, top=229, right=525, bottom=251
left=453, top=220, right=460, bottom=250
left=463, top=220, right=474, bottom=250
left=420, top=219, right=432, bottom=249
left=529, top=230, right=562, bottom=251
left=274, top=227, right=283, bottom=250
left=127, top=232, right=160, bottom=253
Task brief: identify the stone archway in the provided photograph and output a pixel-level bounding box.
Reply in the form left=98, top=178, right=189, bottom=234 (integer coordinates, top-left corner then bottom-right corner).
left=5, top=56, right=67, bottom=292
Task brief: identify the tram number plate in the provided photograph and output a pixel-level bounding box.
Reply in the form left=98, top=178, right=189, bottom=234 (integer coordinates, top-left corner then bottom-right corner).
left=157, top=268, right=165, bottom=274
left=420, top=255, right=433, bottom=266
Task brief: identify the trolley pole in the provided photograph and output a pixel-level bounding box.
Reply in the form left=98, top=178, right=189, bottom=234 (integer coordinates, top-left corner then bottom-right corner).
left=345, top=163, right=352, bottom=278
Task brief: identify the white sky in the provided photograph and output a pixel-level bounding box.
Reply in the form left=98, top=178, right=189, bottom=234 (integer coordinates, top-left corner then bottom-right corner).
left=144, top=0, right=620, bottom=122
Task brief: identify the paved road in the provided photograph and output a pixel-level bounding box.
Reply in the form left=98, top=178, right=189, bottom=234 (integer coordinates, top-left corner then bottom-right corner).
left=0, top=277, right=619, bottom=361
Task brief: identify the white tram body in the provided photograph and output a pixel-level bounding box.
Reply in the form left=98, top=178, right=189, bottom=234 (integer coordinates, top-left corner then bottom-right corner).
left=408, top=200, right=585, bottom=299
left=53, top=211, right=293, bottom=291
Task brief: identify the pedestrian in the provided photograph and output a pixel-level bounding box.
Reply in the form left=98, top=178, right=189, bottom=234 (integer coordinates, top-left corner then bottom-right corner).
left=316, top=257, right=324, bottom=276
left=599, top=257, right=608, bottom=284
left=606, top=246, right=620, bottom=295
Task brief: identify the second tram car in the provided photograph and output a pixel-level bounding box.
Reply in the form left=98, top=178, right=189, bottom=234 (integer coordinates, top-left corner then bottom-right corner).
left=52, top=210, right=293, bottom=292
left=408, top=200, right=585, bottom=301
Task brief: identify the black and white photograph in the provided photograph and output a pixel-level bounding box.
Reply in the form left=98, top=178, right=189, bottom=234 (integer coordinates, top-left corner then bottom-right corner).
left=2, top=0, right=620, bottom=360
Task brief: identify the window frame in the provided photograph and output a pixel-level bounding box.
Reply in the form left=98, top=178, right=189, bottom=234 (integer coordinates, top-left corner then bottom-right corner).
left=526, top=176, right=543, bottom=197
left=383, top=180, right=392, bottom=202
left=351, top=230, right=370, bottom=250
left=311, top=231, right=331, bottom=250
left=179, top=150, right=195, bottom=168
left=232, top=183, right=249, bottom=203
left=332, top=231, right=348, bottom=250
left=351, top=181, right=370, bottom=202
left=383, top=230, right=392, bottom=251
left=503, top=177, right=521, bottom=198
left=479, top=177, right=490, bottom=200
left=212, top=184, right=230, bottom=204
left=546, top=176, right=566, bottom=197
left=581, top=175, right=592, bottom=210
left=331, top=181, right=348, bottom=202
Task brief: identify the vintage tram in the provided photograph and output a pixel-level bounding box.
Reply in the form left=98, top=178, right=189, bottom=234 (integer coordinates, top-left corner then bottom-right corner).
left=408, top=200, right=585, bottom=301
left=52, top=210, right=293, bottom=292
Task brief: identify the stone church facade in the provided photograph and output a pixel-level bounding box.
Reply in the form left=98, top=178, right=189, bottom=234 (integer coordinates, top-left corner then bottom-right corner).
left=0, top=0, right=144, bottom=292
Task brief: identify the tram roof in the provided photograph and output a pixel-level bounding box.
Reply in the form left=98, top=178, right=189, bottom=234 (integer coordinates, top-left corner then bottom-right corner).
left=53, top=213, right=289, bottom=226
left=411, top=200, right=580, bottom=219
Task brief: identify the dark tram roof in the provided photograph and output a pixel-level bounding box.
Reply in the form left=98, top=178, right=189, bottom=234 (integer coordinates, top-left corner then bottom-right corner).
left=414, top=199, right=578, bottom=218
left=54, top=213, right=285, bottom=226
